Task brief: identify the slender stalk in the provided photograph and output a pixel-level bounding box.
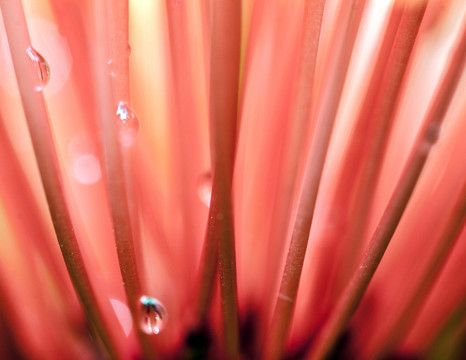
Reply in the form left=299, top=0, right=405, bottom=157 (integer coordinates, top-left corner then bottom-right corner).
left=264, top=1, right=366, bottom=358
left=331, top=3, right=406, bottom=293
left=308, top=5, right=466, bottom=359
left=263, top=0, right=325, bottom=324
left=195, top=0, right=242, bottom=357
left=196, top=223, right=217, bottom=322
left=105, top=0, right=144, bottom=295
left=373, top=20, right=466, bottom=359
left=106, top=0, right=144, bottom=289
left=0, top=0, right=117, bottom=357
left=94, top=0, right=155, bottom=357
left=310, top=7, right=402, bottom=320
left=310, top=0, right=418, bottom=319
left=377, top=180, right=466, bottom=358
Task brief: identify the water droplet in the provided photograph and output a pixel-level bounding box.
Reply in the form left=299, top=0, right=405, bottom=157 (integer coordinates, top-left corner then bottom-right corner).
left=197, top=172, right=212, bottom=207
left=26, top=46, right=50, bottom=91
left=139, top=296, right=167, bottom=335
left=116, top=102, right=139, bottom=146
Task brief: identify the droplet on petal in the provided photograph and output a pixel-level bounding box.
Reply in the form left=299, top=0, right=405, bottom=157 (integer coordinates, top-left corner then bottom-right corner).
left=197, top=172, right=212, bottom=207
left=139, top=296, right=167, bottom=335
left=26, top=46, right=50, bottom=91
left=116, top=102, right=139, bottom=146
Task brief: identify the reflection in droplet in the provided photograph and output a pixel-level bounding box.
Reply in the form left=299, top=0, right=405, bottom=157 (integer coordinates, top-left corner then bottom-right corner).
left=116, top=102, right=139, bottom=146
left=1, top=19, right=72, bottom=96
left=197, top=172, right=212, bottom=207
left=73, top=154, right=102, bottom=185
left=139, top=296, right=167, bottom=335
left=110, top=298, right=133, bottom=337
left=26, top=46, right=50, bottom=91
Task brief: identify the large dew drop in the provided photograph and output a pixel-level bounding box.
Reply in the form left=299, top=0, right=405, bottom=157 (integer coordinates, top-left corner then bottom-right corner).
left=26, top=46, right=50, bottom=91
left=139, top=296, right=167, bottom=335
left=116, top=101, right=139, bottom=146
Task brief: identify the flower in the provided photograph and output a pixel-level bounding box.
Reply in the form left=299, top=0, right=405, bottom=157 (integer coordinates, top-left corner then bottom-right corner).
left=0, top=0, right=465, bottom=359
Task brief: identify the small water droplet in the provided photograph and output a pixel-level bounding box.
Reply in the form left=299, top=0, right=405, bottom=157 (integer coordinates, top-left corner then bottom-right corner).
left=140, top=296, right=167, bottom=335
left=26, top=46, right=50, bottom=91
left=116, top=102, right=139, bottom=146
left=197, top=172, right=212, bottom=207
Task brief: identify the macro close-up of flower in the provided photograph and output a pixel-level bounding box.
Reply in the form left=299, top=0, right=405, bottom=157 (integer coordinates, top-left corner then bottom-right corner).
left=0, top=0, right=465, bottom=359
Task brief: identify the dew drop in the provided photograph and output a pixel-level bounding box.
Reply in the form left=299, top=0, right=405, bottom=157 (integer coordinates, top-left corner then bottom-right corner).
left=139, top=296, right=167, bottom=335
left=197, top=172, right=212, bottom=207
left=26, top=46, right=50, bottom=91
left=116, top=101, right=139, bottom=146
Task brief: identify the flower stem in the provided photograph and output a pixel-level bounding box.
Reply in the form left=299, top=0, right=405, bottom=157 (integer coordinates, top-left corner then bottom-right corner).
left=372, top=19, right=466, bottom=359
left=264, top=1, right=366, bottom=358
left=308, top=3, right=466, bottom=359
left=196, top=0, right=242, bottom=357
left=263, top=0, right=325, bottom=327
left=95, top=0, right=155, bottom=357
left=106, top=0, right=144, bottom=293
left=378, top=180, right=466, bottom=358
left=0, top=0, right=117, bottom=357
left=308, top=4, right=405, bottom=322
